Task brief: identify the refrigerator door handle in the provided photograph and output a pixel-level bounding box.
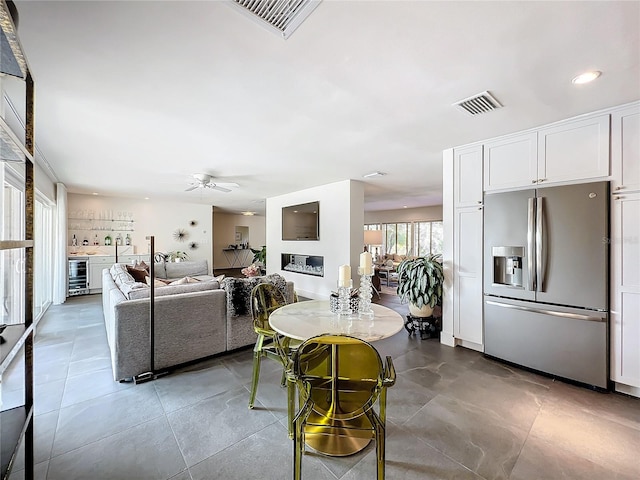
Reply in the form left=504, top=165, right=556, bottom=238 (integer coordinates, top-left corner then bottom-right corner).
left=485, top=300, right=607, bottom=323
left=527, top=197, right=535, bottom=291
left=536, top=196, right=544, bottom=292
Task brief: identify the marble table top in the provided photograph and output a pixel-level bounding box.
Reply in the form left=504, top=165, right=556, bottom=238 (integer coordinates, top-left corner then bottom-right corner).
left=269, top=300, right=404, bottom=342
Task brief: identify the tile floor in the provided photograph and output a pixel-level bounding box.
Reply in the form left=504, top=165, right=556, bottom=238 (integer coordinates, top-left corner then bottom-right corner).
left=6, top=292, right=640, bottom=479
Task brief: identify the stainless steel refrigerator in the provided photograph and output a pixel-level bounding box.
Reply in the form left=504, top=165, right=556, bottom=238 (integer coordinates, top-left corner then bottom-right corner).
left=483, top=181, right=609, bottom=389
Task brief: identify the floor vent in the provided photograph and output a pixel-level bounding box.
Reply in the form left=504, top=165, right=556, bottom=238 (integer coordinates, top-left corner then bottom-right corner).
left=230, top=0, right=322, bottom=39
left=454, top=91, right=502, bottom=116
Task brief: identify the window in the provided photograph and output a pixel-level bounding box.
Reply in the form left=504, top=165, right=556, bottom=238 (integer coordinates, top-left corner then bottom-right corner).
left=365, top=220, right=443, bottom=258
left=34, top=195, right=53, bottom=321
left=2, top=167, right=25, bottom=325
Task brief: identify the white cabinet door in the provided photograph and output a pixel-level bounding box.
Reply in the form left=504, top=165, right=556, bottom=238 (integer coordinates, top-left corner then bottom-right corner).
left=454, top=144, right=483, bottom=207
left=537, top=114, right=610, bottom=185
left=88, top=256, right=115, bottom=292
left=453, top=206, right=483, bottom=346
left=484, top=132, right=537, bottom=191
left=611, top=103, right=640, bottom=194
left=610, top=192, right=640, bottom=391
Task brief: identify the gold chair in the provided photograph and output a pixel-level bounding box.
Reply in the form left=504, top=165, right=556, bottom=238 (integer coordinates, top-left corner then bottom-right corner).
left=290, top=334, right=396, bottom=480
left=248, top=282, right=297, bottom=436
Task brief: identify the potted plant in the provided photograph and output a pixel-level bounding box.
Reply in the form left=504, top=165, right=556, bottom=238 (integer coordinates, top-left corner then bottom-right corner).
left=166, top=251, right=189, bottom=262
left=250, top=245, right=266, bottom=272
left=396, top=253, right=444, bottom=317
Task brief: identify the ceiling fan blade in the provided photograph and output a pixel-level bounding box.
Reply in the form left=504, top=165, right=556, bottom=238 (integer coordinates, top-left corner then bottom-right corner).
left=216, top=182, right=240, bottom=188
left=211, top=185, right=231, bottom=193
left=185, top=184, right=199, bottom=192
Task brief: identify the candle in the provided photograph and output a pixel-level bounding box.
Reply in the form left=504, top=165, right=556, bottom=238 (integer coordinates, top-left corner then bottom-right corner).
left=360, top=251, right=373, bottom=275
left=338, top=264, right=351, bottom=288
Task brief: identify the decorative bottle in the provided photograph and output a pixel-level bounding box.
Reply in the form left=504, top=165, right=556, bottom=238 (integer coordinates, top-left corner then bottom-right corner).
left=93, top=234, right=99, bottom=246
left=115, top=233, right=122, bottom=246
left=104, top=235, right=112, bottom=246
left=71, top=234, right=78, bottom=247
left=125, top=233, right=131, bottom=246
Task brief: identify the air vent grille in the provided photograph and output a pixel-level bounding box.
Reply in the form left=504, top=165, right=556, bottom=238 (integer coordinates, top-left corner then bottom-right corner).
left=231, top=0, right=321, bottom=39
left=454, top=91, right=502, bottom=116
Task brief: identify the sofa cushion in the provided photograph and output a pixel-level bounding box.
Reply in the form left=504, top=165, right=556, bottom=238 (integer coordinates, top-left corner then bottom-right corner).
left=221, top=274, right=287, bottom=317
left=119, top=281, right=149, bottom=298
left=126, top=264, right=148, bottom=283
left=162, top=260, right=208, bottom=279
left=168, top=276, right=201, bottom=285
left=127, top=278, right=221, bottom=300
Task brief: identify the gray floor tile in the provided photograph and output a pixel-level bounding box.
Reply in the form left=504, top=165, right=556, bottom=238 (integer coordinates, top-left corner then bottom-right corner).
left=406, top=394, right=528, bottom=480
left=511, top=434, right=638, bottom=480
left=189, top=421, right=335, bottom=480
left=167, top=385, right=280, bottom=467
left=47, top=416, right=187, bottom=480
left=528, top=393, right=640, bottom=478
left=153, top=359, right=244, bottom=413
left=341, top=424, right=483, bottom=480
left=60, top=366, right=133, bottom=408
left=34, top=379, right=65, bottom=415
left=52, top=383, right=164, bottom=457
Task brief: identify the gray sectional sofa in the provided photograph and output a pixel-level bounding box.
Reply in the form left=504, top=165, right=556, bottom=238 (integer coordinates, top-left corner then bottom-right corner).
left=101, top=260, right=294, bottom=382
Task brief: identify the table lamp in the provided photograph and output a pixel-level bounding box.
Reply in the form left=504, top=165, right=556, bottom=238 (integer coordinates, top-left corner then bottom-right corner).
left=363, top=230, right=383, bottom=262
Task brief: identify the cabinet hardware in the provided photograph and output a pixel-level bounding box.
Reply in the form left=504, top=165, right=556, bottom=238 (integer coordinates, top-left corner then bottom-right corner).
left=532, top=180, right=538, bottom=183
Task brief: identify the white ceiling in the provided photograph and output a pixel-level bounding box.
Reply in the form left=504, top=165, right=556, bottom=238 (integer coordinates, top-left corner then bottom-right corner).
left=11, top=0, right=640, bottom=214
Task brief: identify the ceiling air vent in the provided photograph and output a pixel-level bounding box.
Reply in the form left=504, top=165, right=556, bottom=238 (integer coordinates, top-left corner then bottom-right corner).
left=230, top=0, right=322, bottom=39
left=454, top=91, right=502, bottom=116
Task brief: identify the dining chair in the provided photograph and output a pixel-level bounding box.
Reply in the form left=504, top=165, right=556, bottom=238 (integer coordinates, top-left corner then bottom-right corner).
left=290, top=334, right=396, bottom=480
left=248, top=282, right=297, bottom=436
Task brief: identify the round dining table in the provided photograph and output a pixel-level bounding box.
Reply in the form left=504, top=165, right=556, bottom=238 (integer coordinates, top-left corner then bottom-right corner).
left=268, top=299, right=404, bottom=342
left=269, top=300, right=404, bottom=456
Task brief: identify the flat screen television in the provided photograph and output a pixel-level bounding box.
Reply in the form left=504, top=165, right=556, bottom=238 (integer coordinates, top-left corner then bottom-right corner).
left=282, top=201, right=319, bottom=241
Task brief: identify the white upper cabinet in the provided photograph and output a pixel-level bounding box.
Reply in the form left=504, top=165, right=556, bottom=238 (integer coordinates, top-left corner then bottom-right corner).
left=483, top=113, right=610, bottom=191
left=454, top=144, right=483, bottom=207
left=537, top=114, right=610, bottom=185
left=484, top=132, right=537, bottom=191
left=611, top=103, right=640, bottom=193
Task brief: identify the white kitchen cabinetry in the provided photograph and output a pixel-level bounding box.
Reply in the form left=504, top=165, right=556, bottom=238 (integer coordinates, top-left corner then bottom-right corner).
left=537, top=114, right=610, bottom=185
left=453, top=206, right=484, bottom=347
left=484, top=132, right=537, bottom=191
left=454, top=144, right=483, bottom=207
left=88, top=256, right=115, bottom=293
left=610, top=192, right=640, bottom=395
left=611, top=103, right=640, bottom=193
left=610, top=101, right=640, bottom=396
left=483, top=114, right=610, bottom=191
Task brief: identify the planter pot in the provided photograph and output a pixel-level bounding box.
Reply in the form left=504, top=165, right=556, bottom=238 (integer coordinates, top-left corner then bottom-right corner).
left=409, top=303, right=434, bottom=318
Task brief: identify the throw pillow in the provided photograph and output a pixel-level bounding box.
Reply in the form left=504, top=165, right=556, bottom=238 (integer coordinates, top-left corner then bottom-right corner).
left=145, top=276, right=170, bottom=287
left=168, top=276, right=201, bottom=285
left=126, top=264, right=148, bottom=283
left=137, top=260, right=150, bottom=272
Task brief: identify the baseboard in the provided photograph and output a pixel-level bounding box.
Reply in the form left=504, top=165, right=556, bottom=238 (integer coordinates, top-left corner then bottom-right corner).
left=614, top=382, right=640, bottom=398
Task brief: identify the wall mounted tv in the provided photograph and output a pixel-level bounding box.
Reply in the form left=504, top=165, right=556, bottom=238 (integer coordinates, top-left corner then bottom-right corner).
left=282, top=201, right=319, bottom=241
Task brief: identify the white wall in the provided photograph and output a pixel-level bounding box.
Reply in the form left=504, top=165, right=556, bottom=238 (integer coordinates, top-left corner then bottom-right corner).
left=212, top=211, right=266, bottom=270
left=364, top=205, right=442, bottom=224
left=67, top=193, right=213, bottom=268
left=267, top=180, right=365, bottom=300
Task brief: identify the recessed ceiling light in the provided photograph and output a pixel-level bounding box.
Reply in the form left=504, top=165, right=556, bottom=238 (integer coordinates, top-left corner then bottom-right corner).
left=144, top=197, right=150, bottom=200
left=403, top=205, right=408, bottom=209
left=363, top=171, right=386, bottom=178
left=572, top=70, right=601, bottom=85
left=92, top=192, right=98, bottom=195
left=242, top=211, right=255, bottom=216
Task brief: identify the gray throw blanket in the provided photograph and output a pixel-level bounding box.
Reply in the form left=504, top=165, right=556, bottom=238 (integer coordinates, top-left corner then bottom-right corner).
left=221, top=274, right=288, bottom=317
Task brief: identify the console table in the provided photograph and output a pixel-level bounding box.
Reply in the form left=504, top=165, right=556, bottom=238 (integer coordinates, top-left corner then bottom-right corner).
left=222, top=248, right=252, bottom=268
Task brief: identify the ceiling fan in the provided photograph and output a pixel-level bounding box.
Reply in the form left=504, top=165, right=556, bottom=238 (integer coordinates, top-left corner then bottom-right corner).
left=185, top=173, right=239, bottom=193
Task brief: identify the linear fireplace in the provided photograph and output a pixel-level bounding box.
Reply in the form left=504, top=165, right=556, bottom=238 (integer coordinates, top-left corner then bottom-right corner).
left=281, top=253, right=324, bottom=277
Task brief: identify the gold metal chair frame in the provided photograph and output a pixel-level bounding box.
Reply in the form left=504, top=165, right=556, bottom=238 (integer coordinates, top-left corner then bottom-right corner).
left=290, top=334, right=396, bottom=480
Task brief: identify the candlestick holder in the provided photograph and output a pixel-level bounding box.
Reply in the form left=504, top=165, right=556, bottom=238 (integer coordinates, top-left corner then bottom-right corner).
left=336, top=280, right=353, bottom=317
left=357, top=267, right=374, bottom=319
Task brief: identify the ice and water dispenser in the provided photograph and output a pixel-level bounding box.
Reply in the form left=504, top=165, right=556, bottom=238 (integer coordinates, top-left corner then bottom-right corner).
left=492, top=246, right=524, bottom=288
